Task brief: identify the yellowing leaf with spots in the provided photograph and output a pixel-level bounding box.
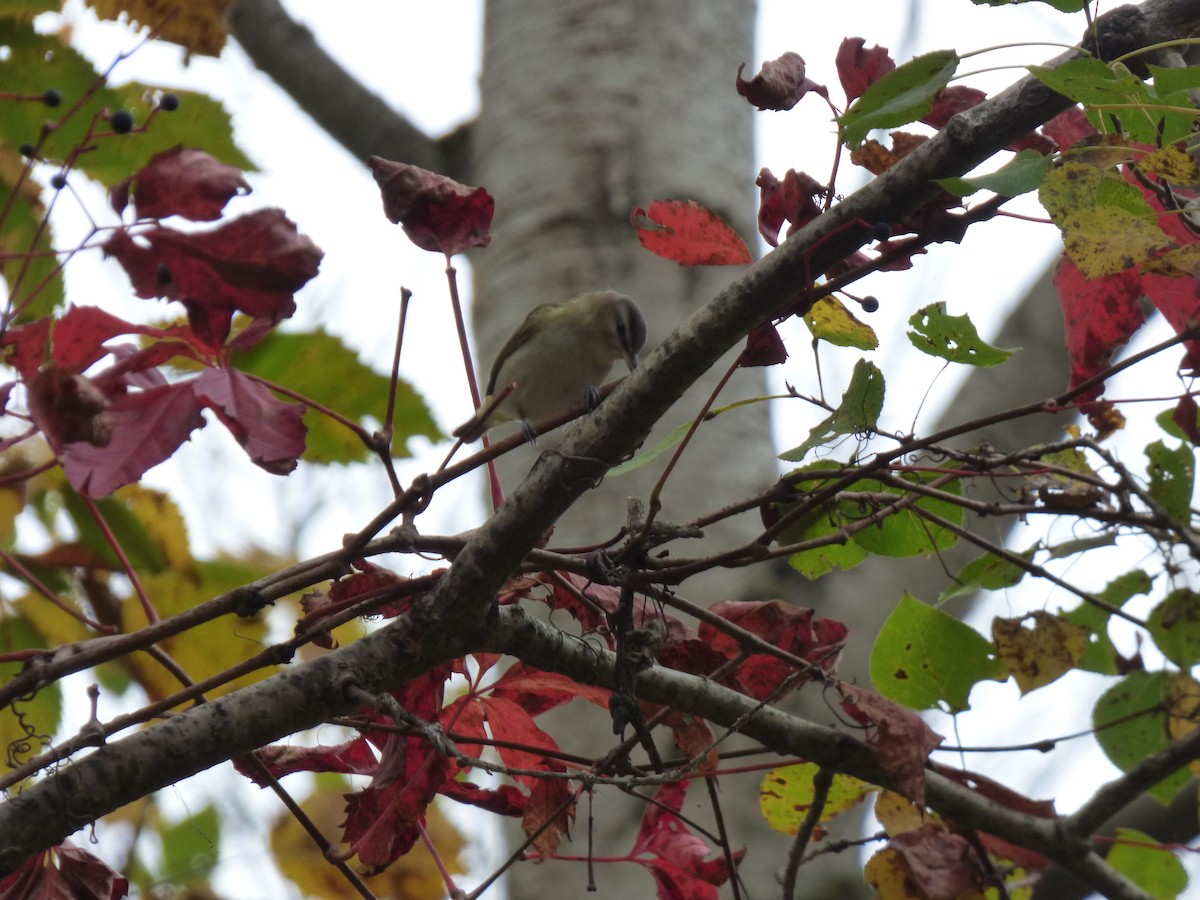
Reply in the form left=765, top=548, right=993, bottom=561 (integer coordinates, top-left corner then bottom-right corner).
left=760, top=762, right=874, bottom=833
left=992, top=611, right=1089, bottom=694
left=803, top=296, right=878, bottom=350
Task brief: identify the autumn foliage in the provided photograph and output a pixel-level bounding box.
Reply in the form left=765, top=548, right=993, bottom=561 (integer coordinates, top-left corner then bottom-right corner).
left=3, top=3, right=1200, bottom=900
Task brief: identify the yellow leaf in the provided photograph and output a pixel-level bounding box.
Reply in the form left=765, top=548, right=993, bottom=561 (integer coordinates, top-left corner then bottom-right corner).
left=1061, top=207, right=1173, bottom=278
left=85, top=0, right=230, bottom=56
left=1167, top=674, right=1200, bottom=776
left=992, top=611, right=1089, bottom=694
left=864, top=848, right=923, bottom=899
left=873, top=790, right=928, bottom=837
left=803, top=296, right=879, bottom=350
left=759, top=762, right=874, bottom=834
left=1139, top=144, right=1200, bottom=184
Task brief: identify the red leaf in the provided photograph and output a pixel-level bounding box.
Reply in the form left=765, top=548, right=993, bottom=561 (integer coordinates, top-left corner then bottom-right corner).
left=1174, top=395, right=1200, bottom=443
left=0, top=842, right=129, bottom=900
left=835, top=38, right=895, bottom=103
left=735, top=52, right=826, bottom=111
left=344, top=752, right=449, bottom=872
left=741, top=323, right=788, bottom=367
left=102, top=209, right=321, bottom=349
left=922, top=85, right=986, bottom=130
left=1, top=318, right=50, bottom=380
left=631, top=782, right=742, bottom=900
left=51, top=305, right=183, bottom=372
left=1042, top=106, right=1099, bottom=151
left=632, top=200, right=752, bottom=266
left=60, top=382, right=206, bottom=497
left=1053, top=254, right=1145, bottom=404
left=113, top=145, right=250, bottom=221
left=193, top=368, right=306, bottom=475
left=488, top=662, right=612, bottom=716
left=523, top=776, right=574, bottom=857
left=839, top=684, right=943, bottom=806
left=440, top=779, right=527, bottom=816
left=698, top=600, right=846, bottom=700
left=367, top=156, right=494, bottom=257
left=755, top=168, right=825, bottom=247
left=890, top=824, right=986, bottom=897
left=1140, top=271, right=1200, bottom=371
left=480, top=695, right=563, bottom=786
left=237, top=738, right=378, bottom=784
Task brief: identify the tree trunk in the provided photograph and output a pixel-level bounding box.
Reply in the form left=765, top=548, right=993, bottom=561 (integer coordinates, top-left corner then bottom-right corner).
left=471, top=1, right=789, bottom=896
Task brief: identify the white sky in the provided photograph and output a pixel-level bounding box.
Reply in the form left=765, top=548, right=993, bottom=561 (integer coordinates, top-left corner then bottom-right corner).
left=28, top=0, right=1200, bottom=896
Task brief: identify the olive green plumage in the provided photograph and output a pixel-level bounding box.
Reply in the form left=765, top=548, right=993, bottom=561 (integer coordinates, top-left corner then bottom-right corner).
left=454, top=290, right=647, bottom=442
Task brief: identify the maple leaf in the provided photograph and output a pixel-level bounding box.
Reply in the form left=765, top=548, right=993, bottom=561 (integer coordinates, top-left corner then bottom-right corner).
left=735, top=52, right=826, bottom=111
left=102, top=208, right=322, bottom=350
left=839, top=683, right=943, bottom=806
left=111, top=145, right=250, bottom=222
left=0, top=841, right=129, bottom=900
left=367, top=156, right=494, bottom=257
left=741, top=323, right=788, bottom=367
left=835, top=38, right=895, bottom=103
left=440, top=780, right=527, bottom=816
left=60, top=383, right=207, bottom=497
left=632, top=200, right=752, bottom=266
left=523, top=776, right=574, bottom=858
left=755, top=167, right=825, bottom=247
left=698, top=599, right=847, bottom=700
left=236, top=738, right=379, bottom=785
left=193, top=368, right=306, bottom=475
left=631, top=781, right=743, bottom=900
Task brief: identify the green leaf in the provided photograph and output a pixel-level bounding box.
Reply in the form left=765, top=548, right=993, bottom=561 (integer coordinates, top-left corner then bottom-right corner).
left=232, top=329, right=441, bottom=463
left=1107, top=827, right=1188, bottom=900
left=937, top=149, right=1053, bottom=198
left=62, top=488, right=167, bottom=572
left=160, top=804, right=221, bottom=885
left=907, top=302, right=1015, bottom=366
left=870, top=593, right=1006, bottom=712
left=1063, top=569, right=1152, bottom=675
left=760, top=763, right=874, bottom=834
left=1146, top=440, right=1194, bottom=523
left=0, top=614, right=62, bottom=766
left=1156, top=408, right=1188, bottom=441
left=972, top=0, right=1090, bottom=13
left=838, top=50, right=960, bottom=148
left=771, top=462, right=869, bottom=580
left=803, top=297, right=878, bottom=350
left=0, top=0, right=60, bottom=17
left=1147, top=589, right=1200, bottom=670
left=0, top=157, right=64, bottom=322
left=1029, top=59, right=1174, bottom=144
left=939, top=546, right=1032, bottom=604
left=848, top=470, right=962, bottom=558
left=0, top=25, right=251, bottom=189
left=779, top=359, right=883, bottom=462
left=1094, top=672, right=1191, bottom=804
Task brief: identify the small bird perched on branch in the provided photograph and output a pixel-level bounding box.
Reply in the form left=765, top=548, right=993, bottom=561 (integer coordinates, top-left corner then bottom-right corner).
left=454, top=290, right=647, bottom=442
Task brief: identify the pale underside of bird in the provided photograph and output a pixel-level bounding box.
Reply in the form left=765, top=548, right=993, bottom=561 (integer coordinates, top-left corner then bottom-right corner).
left=453, top=290, right=647, bottom=443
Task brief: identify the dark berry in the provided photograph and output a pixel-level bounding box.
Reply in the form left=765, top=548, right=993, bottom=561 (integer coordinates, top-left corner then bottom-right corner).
left=159, top=92, right=179, bottom=112
left=156, top=264, right=172, bottom=285
left=50, top=172, right=67, bottom=190
left=110, top=109, right=134, bottom=134
left=18, top=143, right=35, bottom=159
left=860, top=296, right=880, bottom=313
left=42, top=88, right=61, bottom=107
left=871, top=222, right=891, bottom=241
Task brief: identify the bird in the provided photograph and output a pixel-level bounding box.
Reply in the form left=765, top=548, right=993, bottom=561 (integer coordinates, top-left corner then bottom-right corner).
left=453, top=290, right=647, bottom=442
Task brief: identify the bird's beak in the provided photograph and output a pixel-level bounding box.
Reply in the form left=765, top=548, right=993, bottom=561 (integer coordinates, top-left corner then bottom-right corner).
left=624, top=350, right=639, bottom=371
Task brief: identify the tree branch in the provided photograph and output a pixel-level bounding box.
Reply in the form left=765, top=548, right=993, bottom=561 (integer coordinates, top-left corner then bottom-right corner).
left=226, top=0, right=449, bottom=171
